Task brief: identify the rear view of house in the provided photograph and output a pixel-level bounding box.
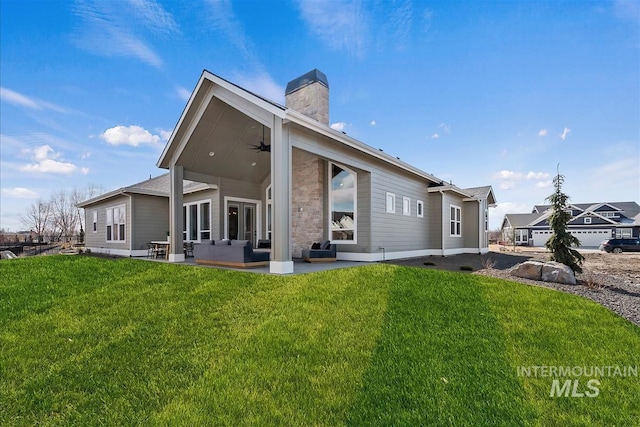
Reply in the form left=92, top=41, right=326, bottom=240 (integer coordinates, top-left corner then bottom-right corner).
left=153, top=69, right=496, bottom=273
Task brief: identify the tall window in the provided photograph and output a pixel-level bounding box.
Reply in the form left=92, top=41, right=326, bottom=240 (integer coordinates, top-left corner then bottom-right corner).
left=450, top=205, right=461, bottom=237
left=266, top=185, right=272, bottom=241
left=106, top=205, right=125, bottom=242
left=402, top=197, right=411, bottom=216
left=330, top=162, right=356, bottom=243
left=417, top=200, right=424, bottom=218
left=386, top=192, right=396, bottom=213
left=92, top=211, right=97, bottom=233
left=183, top=200, right=211, bottom=242
left=484, top=209, right=488, bottom=231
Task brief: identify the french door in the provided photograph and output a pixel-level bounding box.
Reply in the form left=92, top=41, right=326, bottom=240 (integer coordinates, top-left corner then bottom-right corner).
left=227, top=202, right=257, bottom=247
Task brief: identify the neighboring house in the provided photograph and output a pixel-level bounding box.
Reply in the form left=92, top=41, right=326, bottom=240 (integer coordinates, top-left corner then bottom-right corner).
left=501, top=202, right=640, bottom=247
left=154, top=68, right=496, bottom=273
left=77, top=174, right=217, bottom=257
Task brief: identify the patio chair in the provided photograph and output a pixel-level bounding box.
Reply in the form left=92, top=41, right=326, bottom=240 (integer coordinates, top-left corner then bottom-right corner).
left=146, top=242, right=155, bottom=258
left=183, top=242, right=194, bottom=257
left=302, top=239, right=337, bottom=262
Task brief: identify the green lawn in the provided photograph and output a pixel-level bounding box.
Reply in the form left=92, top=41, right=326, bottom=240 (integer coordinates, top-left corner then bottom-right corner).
left=1, top=256, right=638, bottom=426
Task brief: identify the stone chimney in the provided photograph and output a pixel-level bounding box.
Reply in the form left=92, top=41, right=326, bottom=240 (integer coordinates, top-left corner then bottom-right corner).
left=285, top=69, right=329, bottom=125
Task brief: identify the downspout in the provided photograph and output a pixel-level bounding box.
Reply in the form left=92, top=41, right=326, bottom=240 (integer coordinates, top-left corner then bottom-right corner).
left=478, top=199, right=482, bottom=254
left=439, top=190, right=446, bottom=256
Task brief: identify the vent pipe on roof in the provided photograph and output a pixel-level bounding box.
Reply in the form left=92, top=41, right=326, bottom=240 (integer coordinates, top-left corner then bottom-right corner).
left=285, top=69, right=329, bottom=125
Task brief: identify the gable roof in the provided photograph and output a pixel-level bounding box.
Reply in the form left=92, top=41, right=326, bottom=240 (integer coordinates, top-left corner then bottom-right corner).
left=157, top=70, right=496, bottom=203
left=503, top=213, right=543, bottom=228
left=462, top=186, right=497, bottom=205
left=505, top=201, right=640, bottom=229
left=77, top=174, right=216, bottom=208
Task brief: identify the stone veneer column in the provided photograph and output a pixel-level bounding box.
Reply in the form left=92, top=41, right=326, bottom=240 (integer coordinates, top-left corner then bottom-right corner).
left=291, top=148, right=325, bottom=257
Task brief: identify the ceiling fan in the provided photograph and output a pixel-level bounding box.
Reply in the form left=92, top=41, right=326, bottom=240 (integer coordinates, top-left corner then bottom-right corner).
left=249, top=125, right=270, bottom=153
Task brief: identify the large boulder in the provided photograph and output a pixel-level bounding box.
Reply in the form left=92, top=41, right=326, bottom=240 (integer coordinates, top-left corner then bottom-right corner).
left=541, top=261, right=577, bottom=285
left=510, top=261, right=544, bottom=280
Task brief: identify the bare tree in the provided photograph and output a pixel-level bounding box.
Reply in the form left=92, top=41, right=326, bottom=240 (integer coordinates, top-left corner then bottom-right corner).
left=50, top=190, right=79, bottom=243
left=21, top=199, right=51, bottom=243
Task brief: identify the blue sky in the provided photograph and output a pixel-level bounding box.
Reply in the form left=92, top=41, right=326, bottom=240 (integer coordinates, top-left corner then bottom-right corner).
left=1, top=0, right=638, bottom=232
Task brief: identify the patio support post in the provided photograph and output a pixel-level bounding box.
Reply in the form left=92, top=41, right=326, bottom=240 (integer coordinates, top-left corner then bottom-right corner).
left=169, top=163, right=185, bottom=262
left=270, top=116, right=294, bottom=274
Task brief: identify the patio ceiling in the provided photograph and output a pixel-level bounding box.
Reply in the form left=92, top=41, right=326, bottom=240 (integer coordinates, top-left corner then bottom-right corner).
left=176, top=96, right=271, bottom=184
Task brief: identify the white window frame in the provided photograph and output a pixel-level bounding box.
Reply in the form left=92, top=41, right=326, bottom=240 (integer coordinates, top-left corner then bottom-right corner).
left=106, top=204, right=126, bottom=242
left=92, top=211, right=97, bottom=233
left=386, top=192, right=396, bottom=213
left=417, top=200, right=424, bottom=218
left=329, top=162, right=357, bottom=244
left=266, top=185, right=272, bottom=241
left=183, top=199, right=211, bottom=243
left=402, top=196, right=411, bottom=216
left=584, top=217, right=592, bottom=224
left=450, top=204, right=462, bottom=237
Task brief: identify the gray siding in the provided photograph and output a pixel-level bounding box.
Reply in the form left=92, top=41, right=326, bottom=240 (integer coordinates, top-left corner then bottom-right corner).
left=84, top=195, right=131, bottom=251
left=369, top=167, right=429, bottom=252
left=132, top=195, right=169, bottom=250
left=463, top=201, right=480, bottom=249
left=427, top=192, right=442, bottom=249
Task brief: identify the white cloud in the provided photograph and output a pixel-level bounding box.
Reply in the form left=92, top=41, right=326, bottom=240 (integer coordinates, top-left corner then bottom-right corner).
left=100, top=125, right=161, bottom=146
left=72, top=0, right=177, bottom=68
left=1, top=187, right=38, bottom=199
left=330, top=122, right=347, bottom=132
left=538, top=129, right=548, bottom=137
left=175, top=86, right=191, bottom=102
left=536, top=181, right=552, bottom=188
left=81, top=167, right=90, bottom=175
left=0, top=87, right=67, bottom=113
left=297, top=0, right=370, bottom=60
left=159, top=129, right=173, bottom=141
left=560, top=127, right=571, bottom=140
left=438, top=122, right=451, bottom=133
left=370, top=120, right=376, bottom=126
left=526, top=171, right=550, bottom=180
left=430, top=133, right=439, bottom=139
left=235, top=72, right=285, bottom=104
left=20, top=145, right=78, bottom=174
left=493, top=170, right=551, bottom=190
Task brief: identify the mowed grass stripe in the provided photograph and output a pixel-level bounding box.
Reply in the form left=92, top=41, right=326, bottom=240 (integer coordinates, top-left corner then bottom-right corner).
left=152, top=265, right=392, bottom=426
left=347, top=267, right=534, bottom=426
left=481, top=277, right=640, bottom=426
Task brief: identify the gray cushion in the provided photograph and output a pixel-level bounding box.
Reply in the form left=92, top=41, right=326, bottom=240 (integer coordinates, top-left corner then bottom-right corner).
left=231, top=240, right=250, bottom=247
left=320, top=240, right=331, bottom=250
left=214, top=239, right=230, bottom=246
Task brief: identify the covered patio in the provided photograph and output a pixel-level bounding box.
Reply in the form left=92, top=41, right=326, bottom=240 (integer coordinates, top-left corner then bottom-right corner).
left=157, top=72, right=295, bottom=273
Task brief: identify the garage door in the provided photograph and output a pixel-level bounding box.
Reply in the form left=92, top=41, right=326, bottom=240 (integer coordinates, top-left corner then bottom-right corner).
left=532, top=229, right=611, bottom=247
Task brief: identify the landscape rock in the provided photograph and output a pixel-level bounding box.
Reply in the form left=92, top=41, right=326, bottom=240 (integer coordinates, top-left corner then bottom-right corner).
left=510, top=261, right=544, bottom=280
left=1, top=250, right=18, bottom=260
left=541, top=261, right=577, bottom=285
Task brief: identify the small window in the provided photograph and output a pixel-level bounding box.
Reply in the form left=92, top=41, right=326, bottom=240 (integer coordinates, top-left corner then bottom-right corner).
left=402, top=197, right=411, bottom=216
left=584, top=217, right=592, bottom=224
left=417, top=200, right=424, bottom=218
left=386, top=192, right=396, bottom=213
left=450, top=205, right=461, bottom=237
left=92, top=211, right=97, bottom=233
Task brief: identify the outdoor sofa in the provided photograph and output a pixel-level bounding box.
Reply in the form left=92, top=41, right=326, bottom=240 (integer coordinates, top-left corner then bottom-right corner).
left=302, top=240, right=337, bottom=262
left=194, top=239, right=270, bottom=268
